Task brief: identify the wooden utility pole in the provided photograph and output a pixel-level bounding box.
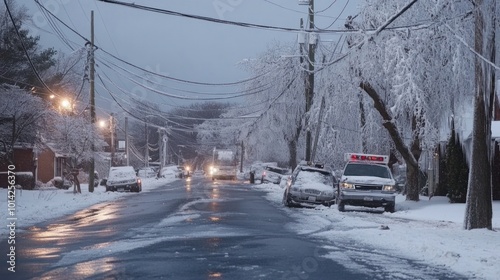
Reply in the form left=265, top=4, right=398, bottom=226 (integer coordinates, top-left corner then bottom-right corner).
left=88, top=10, right=96, bottom=192
left=110, top=113, right=115, bottom=167
left=125, top=116, right=129, bottom=166
left=145, top=120, right=149, bottom=167
left=303, top=0, right=315, bottom=161
left=311, top=96, right=325, bottom=162
left=159, top=128, right=163, bottom=170
left=240, top=141, right=244, bottom=173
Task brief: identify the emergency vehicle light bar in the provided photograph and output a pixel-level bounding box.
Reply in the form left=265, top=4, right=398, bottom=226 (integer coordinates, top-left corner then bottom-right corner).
left=344, top=153, right=389, bottom=164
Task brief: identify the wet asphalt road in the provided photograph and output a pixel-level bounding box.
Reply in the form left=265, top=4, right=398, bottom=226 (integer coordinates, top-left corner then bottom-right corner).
left=1, top=176, right=467, bottom=279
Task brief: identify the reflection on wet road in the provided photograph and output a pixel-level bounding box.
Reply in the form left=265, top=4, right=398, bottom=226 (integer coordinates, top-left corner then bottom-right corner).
left=1, top=176, right=466, bottom=279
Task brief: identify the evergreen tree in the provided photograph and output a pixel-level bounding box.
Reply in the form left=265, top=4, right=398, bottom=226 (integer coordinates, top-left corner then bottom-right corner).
left=445, top=125, right=469, bottom=203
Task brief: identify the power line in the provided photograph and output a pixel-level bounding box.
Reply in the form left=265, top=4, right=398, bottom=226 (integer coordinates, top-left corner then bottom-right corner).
left=96, top=56, right=276, bottom=96
left=314, top=0, right=350, bottom=30
left=315, top=0, right=338, bottom=14
left=96, top=0, right=352, bottom=34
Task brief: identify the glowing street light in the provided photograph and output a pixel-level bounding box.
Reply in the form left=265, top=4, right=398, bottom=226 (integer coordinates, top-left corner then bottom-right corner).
left=60, top=98, right=72, bottom=110
left=98, top=119, right=107, bottom=128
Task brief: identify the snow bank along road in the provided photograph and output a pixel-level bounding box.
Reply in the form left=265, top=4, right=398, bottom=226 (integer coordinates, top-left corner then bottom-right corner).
left=1, top=176, right=467, bottom=279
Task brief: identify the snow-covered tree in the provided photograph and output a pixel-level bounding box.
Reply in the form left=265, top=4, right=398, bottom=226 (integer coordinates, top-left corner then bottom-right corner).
left=464, top=0, right=496, bottom=230
left=328, top=0, right=477, bottom=201
left=0, top=85, right=52, bottom=163
left=223, top=42, right=305, bottom=168
left=48, top=114, right=105, bottom=170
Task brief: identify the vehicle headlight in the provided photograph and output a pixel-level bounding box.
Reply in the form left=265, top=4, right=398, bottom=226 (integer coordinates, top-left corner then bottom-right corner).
left=341, top=182, right=354, bottom=189
left=383, top=185, right=396, bottom=191
left=322, top=191, right=333, bottom=197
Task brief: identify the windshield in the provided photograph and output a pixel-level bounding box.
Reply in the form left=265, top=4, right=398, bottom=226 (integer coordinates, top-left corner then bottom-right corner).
left=295, top=169, right=333, bottom=185
left=343, top=163, right=392, bottom=179
left=108, top=167, right=135, bottom=181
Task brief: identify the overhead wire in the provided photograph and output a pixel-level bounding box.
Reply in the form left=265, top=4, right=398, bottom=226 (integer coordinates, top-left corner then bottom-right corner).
left=315, top=0, right=338, bottom=14
left=314, top=0, right=350, bottom=30
left=94, top=1, right=123, bottom=58
left=96, top=0, right=353, bottom=34
left=96, top=56, right=276, bottom=96
left=96, top=59, right=275, bottom=101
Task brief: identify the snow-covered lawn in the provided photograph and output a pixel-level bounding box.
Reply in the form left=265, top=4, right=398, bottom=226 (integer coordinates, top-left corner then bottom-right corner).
left=1, top=176, right=177, bottom=237
left=253, top=183, right=500, bottom=280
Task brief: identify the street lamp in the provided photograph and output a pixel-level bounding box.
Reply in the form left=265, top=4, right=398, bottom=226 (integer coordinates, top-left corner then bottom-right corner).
left=98, top=119, right=107, bottom=129
left=59, top=98, right=73, bottom=112
left=98, top=114, right=115, bottom=167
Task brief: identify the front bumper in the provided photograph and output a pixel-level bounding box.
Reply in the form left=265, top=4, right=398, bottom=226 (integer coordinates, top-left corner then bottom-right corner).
left=290, top=191, right=335, bottom=206
left=106, top=182, right=139, bottom=191
left=262, top=175, right=280, bottom=184
left=338, top=191, right=395, bottom=207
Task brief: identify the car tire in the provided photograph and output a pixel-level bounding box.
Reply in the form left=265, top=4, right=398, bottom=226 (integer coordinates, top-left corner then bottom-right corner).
left=337, top=201, right=345, bottom=212
left=283, top=191, right=293, bottom=207
left=385, top=204, right=395, bottom=213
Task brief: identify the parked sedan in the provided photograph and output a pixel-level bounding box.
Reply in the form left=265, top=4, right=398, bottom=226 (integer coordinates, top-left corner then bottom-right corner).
left=283, top=163, right=336, bottom=207
left=262, top=166, right=291, bottom=184
left=106, top=166, right=142, bottom=192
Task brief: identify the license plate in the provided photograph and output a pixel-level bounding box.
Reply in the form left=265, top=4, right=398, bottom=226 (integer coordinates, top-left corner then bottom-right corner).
left=363, top=197, right=373, bottom=201
left=308, top=196, right=316, bottom=202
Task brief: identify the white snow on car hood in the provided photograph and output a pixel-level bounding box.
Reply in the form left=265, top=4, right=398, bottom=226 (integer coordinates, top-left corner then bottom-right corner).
left=295, top=170, right=334, bottom=192
left=341, top=175, right=394, bottom=185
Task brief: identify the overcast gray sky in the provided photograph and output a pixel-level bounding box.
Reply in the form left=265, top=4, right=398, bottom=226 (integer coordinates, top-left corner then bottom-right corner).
left=25, top=0, right=359, bottom=114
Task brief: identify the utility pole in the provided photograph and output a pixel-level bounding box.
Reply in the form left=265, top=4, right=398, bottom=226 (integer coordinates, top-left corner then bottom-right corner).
left=311, top=96, right=325, bottom=162
left=240, top=141, right=244, bottom=173
left=145, top=120, right=149, bottom=167
left=125, top=116, right=129, bottom=166
left=110, top=113, right=115, bottom=168
left=88, top=10, right=96, bottom=192
left=159, top=128, right=164, bottom=170
left=305, top=0, right=316, bottom=161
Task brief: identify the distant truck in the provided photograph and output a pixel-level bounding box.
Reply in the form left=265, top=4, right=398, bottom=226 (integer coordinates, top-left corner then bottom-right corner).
left=210, top=149, right=237, bottom=180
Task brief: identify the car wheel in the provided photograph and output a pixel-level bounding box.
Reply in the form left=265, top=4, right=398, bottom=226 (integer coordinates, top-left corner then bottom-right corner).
left=283, top=191, right=293, bottom=207
left=337, top=200, right=345, bottom=212
left=384, top=204, right=395, bottom=213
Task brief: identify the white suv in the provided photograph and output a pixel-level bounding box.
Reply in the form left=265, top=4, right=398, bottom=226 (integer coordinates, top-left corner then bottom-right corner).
left=337, top=153, right=396, bottom=212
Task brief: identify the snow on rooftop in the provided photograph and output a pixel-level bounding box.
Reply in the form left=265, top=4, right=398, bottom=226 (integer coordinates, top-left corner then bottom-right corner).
left=216, top=150, right=234, bottom=160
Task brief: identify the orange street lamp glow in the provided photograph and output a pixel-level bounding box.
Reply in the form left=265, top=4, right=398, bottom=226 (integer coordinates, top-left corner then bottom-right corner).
left=98, top=120, right=107, bottom=128
left=60, top=99, right=72, bottom=110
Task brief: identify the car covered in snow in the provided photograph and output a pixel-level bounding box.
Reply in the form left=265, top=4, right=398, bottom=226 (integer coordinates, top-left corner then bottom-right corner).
left=106, top=166, right=142, bottom=192
left=261, top=166, right=291, bottom=184
left=337, top=153, right=397, bottom=212
left=137, top=167, right=157, bottom=178
left=244, top=161, right=278, bottom=181
left=282, top=162, right=336, bottom=207
left=159, top=165, right=183, bottom=178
